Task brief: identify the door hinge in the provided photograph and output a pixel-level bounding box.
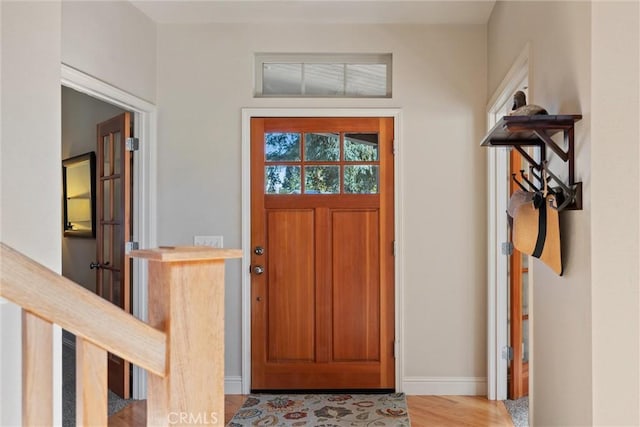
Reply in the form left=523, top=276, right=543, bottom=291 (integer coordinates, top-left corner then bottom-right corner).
left=125, top=241, right=139, bottom=254
left=392, top=139, right=397, bottom=155
left=502, top=346, right=514, bottom=361
left=126, top=137, right=139, bottom=151
left=501, top=241, right=514, bottom=256
left=392, top=340, right=398, bottom=358
left=392, top=240, right=397, bottom=256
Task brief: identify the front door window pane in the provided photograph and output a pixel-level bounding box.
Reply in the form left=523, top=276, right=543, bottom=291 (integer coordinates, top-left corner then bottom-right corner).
left=305, top=166, right=340, bottom=194
left=345, top=165, right=379, bottom=194
left=345, top=133, right=379, bottom=161
left=265, top=133, right=301, bottom=162
left=266, top=166, right=301, bottom=194
left=304, top=133, right=339, bottom=161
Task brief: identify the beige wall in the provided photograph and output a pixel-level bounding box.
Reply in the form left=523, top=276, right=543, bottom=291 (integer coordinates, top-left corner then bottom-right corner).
left=61, top=86, right=127, bottom=293
left=0, top=2, right=636, bottom=422
left=591, top=2, right=640, bottom=425
left=490, top=1, right=640, bottom=425
left=1, top=1, right=157, bottom=422
left=488, top=1, right=592, bottom=425
left=0, top=2, right=63, bottom=424
left=62, top=1, right=157, bottom=103
left=156, top=22, right=488, bottom=390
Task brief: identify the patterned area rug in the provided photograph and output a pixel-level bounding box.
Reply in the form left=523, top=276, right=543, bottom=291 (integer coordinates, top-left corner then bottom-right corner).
left=227, top=393, right=411, bottom=426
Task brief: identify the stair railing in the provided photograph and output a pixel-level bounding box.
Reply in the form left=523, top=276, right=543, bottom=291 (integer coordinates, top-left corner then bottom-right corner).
left=0, top=242, right=241, bottom=426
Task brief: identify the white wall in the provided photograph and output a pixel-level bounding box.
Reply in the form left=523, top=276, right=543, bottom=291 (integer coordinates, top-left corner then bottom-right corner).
left=0, top=2, right=63, bottom=425
left=62, top=1, right=157, bottom=103
left=488, top=1, right=592, bottom=425
left=0, top=2, right=157, bottom=423
left=61, top=86, right=127, bottom=293
left=591, top=2, right=640, bottom=425
left=489, top=2, right=640, bottom=425
left=156, top=22, right=488, bottom=392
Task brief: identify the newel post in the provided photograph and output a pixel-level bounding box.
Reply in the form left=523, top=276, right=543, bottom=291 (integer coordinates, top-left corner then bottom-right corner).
left=131, top=246, right=242, bottom=427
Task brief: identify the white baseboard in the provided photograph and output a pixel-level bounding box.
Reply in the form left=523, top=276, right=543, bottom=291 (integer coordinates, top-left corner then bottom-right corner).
left=225, top=376, right=243, bottom=394
left=402, top=376, right=487, bottom=396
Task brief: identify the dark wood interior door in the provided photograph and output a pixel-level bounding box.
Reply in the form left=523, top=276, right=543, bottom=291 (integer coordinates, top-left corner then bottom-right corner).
left=508, top=149, right=529, bottom=400
left=95, top=112, right=132, bottom=398
left=251, top=117, right=395, bottom=390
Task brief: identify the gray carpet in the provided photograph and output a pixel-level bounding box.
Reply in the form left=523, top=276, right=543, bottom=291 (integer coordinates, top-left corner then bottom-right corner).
left=504, top=397, right=529, bottom=427
left=63, top=337, right=134, bottom=426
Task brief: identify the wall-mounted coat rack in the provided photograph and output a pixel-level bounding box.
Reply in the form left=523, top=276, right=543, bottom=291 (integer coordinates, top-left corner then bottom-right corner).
left=481, top=114, right=583, bottom=211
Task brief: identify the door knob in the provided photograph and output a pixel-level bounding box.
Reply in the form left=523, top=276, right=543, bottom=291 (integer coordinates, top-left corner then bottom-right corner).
left=253, top=265, right=264, bottom=275
left=90, top=261, right=110, bottom=270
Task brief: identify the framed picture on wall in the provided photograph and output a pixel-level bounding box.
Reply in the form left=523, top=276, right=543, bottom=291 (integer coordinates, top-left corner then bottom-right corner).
left=62, top=152, right=96, bottom=238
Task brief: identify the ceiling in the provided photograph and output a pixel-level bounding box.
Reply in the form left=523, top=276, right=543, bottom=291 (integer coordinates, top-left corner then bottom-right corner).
left=131, top=0, right=496, bottom=25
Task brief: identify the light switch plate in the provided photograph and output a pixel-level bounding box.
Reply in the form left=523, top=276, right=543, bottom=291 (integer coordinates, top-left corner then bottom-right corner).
left=194, top=235, right=223, bottom=248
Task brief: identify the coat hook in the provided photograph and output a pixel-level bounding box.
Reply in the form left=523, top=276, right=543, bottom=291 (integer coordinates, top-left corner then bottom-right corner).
left=529, top=166, right=543, bottom=185
left=512, top=173, right=529, bottom=192
left=520, top=170, right=541, bottom=192
left=530, top=166, right=552, bottom=187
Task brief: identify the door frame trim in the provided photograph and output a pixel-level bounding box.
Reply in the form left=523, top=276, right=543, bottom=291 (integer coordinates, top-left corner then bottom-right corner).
left=241, top=108, right=403, bottom=394
left=486, top=43, right=531, bottom=401
left=61, top=63, right=158, bottom=399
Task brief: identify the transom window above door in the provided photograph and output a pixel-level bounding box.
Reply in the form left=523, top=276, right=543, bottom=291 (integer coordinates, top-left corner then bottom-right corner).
left=264, top=131, right=380, bottom=194
left=255, top=53, right=392, bottom=98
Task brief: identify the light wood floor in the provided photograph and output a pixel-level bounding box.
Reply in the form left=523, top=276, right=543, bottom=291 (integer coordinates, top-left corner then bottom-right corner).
left=109, top=394, right=514, bottom=426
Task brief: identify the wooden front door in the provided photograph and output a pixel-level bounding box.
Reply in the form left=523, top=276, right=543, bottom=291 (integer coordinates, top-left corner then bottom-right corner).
left=94, top=112, right=133, bottom=398
left=250, top=117, right=395, bottom=390
left=508, top=149, right=529, bottom=400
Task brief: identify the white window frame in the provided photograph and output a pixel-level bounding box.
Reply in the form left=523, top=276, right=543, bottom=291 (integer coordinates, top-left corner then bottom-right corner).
left=254, top=53, right=392, bottom=98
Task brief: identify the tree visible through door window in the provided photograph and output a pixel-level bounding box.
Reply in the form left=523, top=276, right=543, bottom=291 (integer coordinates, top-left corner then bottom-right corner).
left=264, top=132, right=379, bottom=195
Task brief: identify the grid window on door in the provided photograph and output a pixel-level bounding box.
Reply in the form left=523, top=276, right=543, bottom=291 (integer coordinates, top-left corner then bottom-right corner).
left=264, top=132, right=379, bottom=194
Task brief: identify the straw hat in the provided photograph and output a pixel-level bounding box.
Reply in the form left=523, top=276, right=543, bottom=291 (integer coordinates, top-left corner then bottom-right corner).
left=513, top=193, right=563, bottom=275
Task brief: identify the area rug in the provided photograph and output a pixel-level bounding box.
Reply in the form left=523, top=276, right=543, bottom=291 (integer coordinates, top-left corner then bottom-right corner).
left=227, top=393, right=411, bottom=426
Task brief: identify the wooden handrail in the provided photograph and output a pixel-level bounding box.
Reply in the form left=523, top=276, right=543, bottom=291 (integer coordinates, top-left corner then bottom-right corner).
left=0, top=242, right=166, bottom=377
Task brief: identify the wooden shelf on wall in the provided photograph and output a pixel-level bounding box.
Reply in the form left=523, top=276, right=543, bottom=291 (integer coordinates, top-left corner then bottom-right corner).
left=481, top=114, right=583, bottom=211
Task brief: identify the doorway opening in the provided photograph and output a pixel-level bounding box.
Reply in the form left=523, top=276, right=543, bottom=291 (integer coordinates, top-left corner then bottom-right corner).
left=60, top=63, right=158, bottom=407
left=486, top=44, right=531, bottom=426
left=61, top=87, right=136, bottom=425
